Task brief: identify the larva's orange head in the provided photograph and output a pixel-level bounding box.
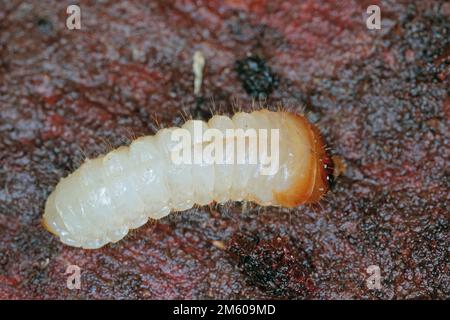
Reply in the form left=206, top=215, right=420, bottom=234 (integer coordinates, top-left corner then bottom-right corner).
left=273, top=112, right=334, bottom=207
left=304, top=128, right=334, bottom=203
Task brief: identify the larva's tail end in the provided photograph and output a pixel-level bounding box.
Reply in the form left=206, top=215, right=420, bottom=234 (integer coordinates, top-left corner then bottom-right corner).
left=42, top=216, right=55, bottom=235
left=42, top=192, right=59, bottom=236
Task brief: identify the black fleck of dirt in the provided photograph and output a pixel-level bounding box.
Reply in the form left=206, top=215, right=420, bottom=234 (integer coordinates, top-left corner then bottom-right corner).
left=36, top=18, right=53, bottom=35
left=235, top=56, right=279, bottom=99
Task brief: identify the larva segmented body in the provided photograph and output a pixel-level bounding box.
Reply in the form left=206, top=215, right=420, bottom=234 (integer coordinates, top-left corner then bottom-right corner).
left=43, top=109, right=333, bottom=249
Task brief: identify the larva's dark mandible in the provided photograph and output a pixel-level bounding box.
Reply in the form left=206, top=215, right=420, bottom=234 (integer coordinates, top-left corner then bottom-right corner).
left=43, top=109, right=334, bottom=249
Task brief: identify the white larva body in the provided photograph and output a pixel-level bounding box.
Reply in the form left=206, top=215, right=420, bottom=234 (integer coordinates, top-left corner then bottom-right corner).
left=43, top=109, right=331, bottom=249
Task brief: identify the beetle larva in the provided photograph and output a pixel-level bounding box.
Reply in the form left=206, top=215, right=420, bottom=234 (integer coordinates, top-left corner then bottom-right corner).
left=43, top=109, right=334, bottom=249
